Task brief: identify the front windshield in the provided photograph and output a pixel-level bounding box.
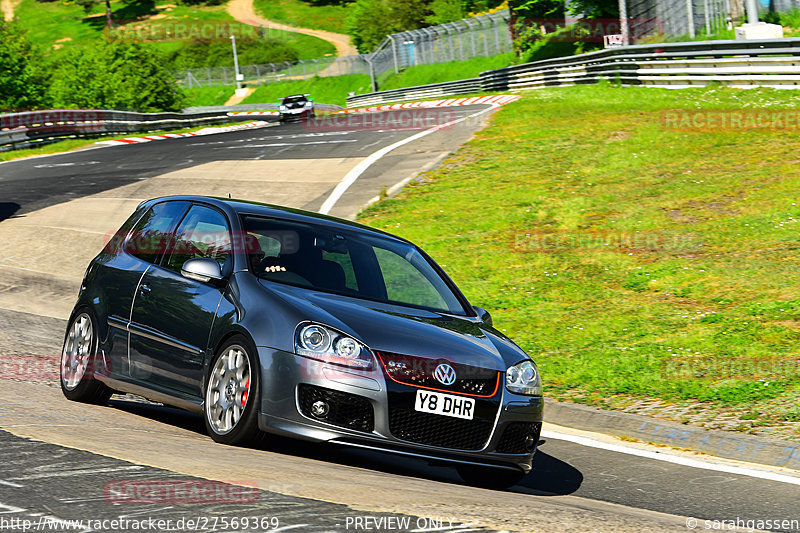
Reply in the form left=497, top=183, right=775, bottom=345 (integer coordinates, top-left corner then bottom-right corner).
left=241, top=215, right=468, bottom=315
left=282, top=96, right=307, bottom=104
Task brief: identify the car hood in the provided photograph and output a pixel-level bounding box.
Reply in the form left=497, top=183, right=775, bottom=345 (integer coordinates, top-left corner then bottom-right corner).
left=258, top=281, right=528, bottom=371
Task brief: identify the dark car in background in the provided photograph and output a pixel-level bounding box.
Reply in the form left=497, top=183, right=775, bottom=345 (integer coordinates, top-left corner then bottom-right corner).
left=60, top=196, right=543, bottom=489
left=278, top=94, right=315, bottom=123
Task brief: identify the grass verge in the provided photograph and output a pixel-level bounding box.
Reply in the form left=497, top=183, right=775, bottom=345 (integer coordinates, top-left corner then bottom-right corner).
left=15, top=0, right=335, bottom=60
left=240, top=74, right=372, bottom=107
left=252, top=0, right=349, bottom=34
left=358, top=84, right=800, bottom=439
left=184, top=86, right=237, bottom=107
left=377, top=54, right=514, bottom=91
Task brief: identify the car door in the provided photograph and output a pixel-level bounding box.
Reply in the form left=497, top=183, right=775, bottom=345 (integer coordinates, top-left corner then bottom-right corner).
left=102, top=200, right=189, bottom=378
left=128, top=203, right=232, bottom=398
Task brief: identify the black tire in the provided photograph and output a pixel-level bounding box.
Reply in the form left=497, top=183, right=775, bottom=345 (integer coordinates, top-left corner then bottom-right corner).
left=456, top=465, right=527, bottom=490
left=60, top=308, right=112, bottom=404
left=203, top=335, right=264, bottom=446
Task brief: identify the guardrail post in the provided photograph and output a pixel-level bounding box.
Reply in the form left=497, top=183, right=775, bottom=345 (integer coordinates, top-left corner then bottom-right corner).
left=686, top=0, right=696, bottom=38
left=618, top=0, right=630, bottom=45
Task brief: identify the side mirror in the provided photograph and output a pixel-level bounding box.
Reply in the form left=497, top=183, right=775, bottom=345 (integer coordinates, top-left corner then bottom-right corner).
left=181, top=257, right=224, bottom=285
left=473, top=306, right=493, bottom=327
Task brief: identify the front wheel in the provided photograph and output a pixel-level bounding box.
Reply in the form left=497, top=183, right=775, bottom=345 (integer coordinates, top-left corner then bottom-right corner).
left=456, top=465, right=527, bottom=490
left=204, top=336, right=263, bottom=446
left=60, top=309, right=112, bottom=404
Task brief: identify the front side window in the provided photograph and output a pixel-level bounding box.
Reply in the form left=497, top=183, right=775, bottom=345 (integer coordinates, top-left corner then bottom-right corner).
left=124, top=201, right=188, bottom=264
left=164, top=205, right=232, bottom=274
left=241, top=215, right=467, bottom=315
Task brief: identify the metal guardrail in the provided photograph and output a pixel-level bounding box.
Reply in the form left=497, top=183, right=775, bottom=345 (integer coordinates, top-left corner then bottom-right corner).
left=346, top=78, right=481, bottom=108
left=481, top=38, right=800, bottom=91
left=0, top=108, right=270, bottom=150
left=346, top=38, right=800, bottom=107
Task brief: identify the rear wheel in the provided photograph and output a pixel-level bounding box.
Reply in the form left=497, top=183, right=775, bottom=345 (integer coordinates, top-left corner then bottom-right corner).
left=204, top=336, right=263, bottom=445
left=60, top=310, right=112, bottom=404
left=456, top=465, right=527, bottom=490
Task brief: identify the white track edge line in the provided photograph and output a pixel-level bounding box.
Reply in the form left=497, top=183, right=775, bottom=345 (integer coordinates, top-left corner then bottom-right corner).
left=541, top=429, right=800, bottom=486
left=318, top=104, right=500, bottom=215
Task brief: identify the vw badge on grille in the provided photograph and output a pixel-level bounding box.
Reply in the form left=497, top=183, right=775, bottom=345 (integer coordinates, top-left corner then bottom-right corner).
left=433, top=363, right=456, bottom=385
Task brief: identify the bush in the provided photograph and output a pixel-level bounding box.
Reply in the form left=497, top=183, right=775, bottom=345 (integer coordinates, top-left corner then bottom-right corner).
left=166, top=37, right=300, bottom=69
left=49, top=41, right=185, bottom=112
left=0, top=22, right=50, bottom=111
left=517, top=25, right=602, bottom=63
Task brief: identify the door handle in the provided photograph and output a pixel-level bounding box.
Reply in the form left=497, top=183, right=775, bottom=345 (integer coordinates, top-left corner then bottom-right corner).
left=139, top=284, right=151, bottom=294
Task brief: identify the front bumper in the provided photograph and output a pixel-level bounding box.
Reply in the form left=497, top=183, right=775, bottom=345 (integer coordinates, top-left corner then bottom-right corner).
left=279, top=109, right=314, bottom=121
left=256, top=348, right=543, bottom=472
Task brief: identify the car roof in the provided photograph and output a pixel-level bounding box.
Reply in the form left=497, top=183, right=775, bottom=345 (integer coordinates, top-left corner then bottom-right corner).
left=144, top=195, right=411, bottom=245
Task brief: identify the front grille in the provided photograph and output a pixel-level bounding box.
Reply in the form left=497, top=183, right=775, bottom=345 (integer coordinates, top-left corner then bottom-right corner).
left=388, top=407, right=493, bottom=450
left=298, top=385, right=374, bottom=432
left=377, top=351, right=499, bottom=397
left=496, top=422, right=542, bottom=454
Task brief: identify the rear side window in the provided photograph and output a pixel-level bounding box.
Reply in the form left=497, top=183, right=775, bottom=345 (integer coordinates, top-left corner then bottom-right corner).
left=164, top=205, right=232, bottom=273
left=124, top=202, right=188, bottom=264
left=373, top=247, right=448, bottom=311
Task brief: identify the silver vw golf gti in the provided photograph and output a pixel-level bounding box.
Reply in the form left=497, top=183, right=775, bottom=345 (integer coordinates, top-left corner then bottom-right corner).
left=60, top=196, right=543, bottom=489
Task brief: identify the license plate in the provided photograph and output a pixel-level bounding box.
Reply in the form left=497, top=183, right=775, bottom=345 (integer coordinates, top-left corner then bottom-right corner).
left=414, top=390, right=475, bottom=420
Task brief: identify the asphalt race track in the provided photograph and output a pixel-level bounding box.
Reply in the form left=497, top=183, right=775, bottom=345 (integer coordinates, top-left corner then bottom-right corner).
left=1, top=104, right=799, bottom=533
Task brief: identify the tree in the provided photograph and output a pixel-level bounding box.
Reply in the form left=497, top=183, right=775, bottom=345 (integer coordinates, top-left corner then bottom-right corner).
left=0, top=22, right=49, bottom=112
left=346, top=0, right=431, bottom=52
left=566, top=0, right=618, bottom=18
left=49, top=41, right=185, bottom=112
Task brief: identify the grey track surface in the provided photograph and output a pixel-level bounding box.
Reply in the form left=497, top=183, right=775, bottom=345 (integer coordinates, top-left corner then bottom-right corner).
left=0, top=105, right=796, bottom=532
left=0, top=429, right=491, bottom=533
left=0, top=106, right=480, bottom=219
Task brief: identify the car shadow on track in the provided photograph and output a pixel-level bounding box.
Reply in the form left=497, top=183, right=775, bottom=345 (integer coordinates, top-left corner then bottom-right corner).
left=0, top=202, right=21, bottom=223
left=106, top=397, right=583, bottom=495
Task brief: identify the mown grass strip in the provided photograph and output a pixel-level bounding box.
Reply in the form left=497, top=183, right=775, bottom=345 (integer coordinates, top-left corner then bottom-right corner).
left=358, top=84, right=800, bottom=436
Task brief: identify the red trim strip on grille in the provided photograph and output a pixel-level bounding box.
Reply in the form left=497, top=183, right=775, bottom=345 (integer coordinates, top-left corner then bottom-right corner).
left=375, top=352, right=500, bottom=398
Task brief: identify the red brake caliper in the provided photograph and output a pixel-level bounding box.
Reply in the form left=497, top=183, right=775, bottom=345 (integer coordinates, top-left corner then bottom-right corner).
left=242, top=379, right=250, bottom=406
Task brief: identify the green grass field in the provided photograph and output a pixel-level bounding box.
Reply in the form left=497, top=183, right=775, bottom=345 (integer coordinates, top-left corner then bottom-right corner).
left=240, top=74, right=371, bottom=107
left=359, top=84, right=800, bottom=437
left=183, top=86, right=237, bottom=107
left=252, top=0, right=350, bottom=34
left=377, top=54, right=514, bottom=91
left=14, top=0, right=335, bottom=60
left=183, top=54, right=516, bottom=107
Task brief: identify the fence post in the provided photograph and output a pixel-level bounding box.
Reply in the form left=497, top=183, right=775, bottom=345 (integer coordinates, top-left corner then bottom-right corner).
left=492, top=15, right=502, bottom=53
left=686, top=0, right=696, bottom=38
left=207, top=67, right=211, bottom=87
left=480, top=18, right=490, bottom=56
left=458, top=21, right=465, bottom=61
left=466, top=19, right=477, bottom=57
left=389, top=34, right=399, bottom=73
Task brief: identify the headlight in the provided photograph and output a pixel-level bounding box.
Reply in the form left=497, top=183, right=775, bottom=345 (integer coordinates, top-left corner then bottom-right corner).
left=279, top=105, right=287, bottom=111
left=295, top=323, right=372, bottom=369
left=505, top=360, right=541, bottom=396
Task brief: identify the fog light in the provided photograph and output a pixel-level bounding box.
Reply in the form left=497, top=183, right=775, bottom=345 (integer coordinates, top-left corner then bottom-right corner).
left=311, top=400, right=330, bottom=418
left=524, top=434, right=537, bottom=452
